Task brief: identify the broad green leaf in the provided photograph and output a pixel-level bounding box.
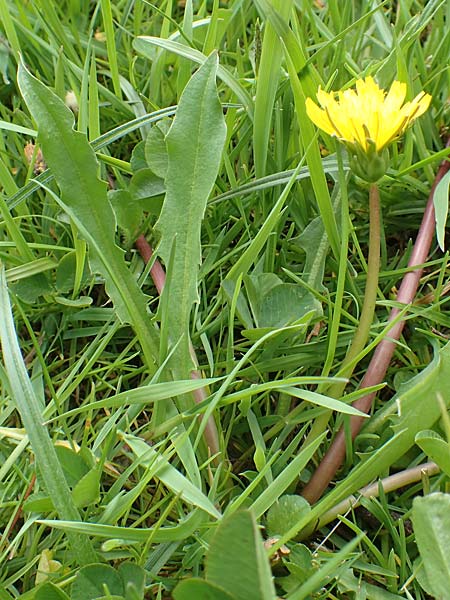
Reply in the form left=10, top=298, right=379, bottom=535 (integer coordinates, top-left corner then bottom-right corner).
left=433, top=169, right=450, bottom=251
left=243, top=274, right=319, bottom=328
left=0, top=267, right=96, bottom=566
left=206, top=511, right=276, bottom=600
left=258, top=284, right=320, bottom=327
left=130, top=140, right=148, bottom=172
left=156, top=52, right=226, bottom=375
left=11, top=274, right=53, bottom=303
left=23, top=492, right=54, bottom=513
left=266, top=495, right=311, bottom=536
left=129, top=169, right=165, bottom=201
left=55, top=251, right=90, bottom=294
left=124, top=434, right=221, bottom=519
left=72, top=467, right=101, bottom=508
left=174, top=579, right=235, bottom=600
left=54, top=445, right=90, bottom=486
left=144, top=121, right=170, bottom=178
left=17, top=62, right=160, bottom=372
left=71, top=564, right=124, bottom=600
left=296, top=215, right=328, bottom=293
left=412, top=493, right=450, bottom=599
left=415, top=430, right=450, bottom=478
left=35, top=549, right=62, bottom=585
left=108, top=190, right=144, bottom=244
left=118, top=562, right=145, bottom=600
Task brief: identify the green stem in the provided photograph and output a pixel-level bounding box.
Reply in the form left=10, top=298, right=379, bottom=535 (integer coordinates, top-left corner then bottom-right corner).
left=331, top=182, right=381, bottom=390
left=301, top=184, right=381, bottom=501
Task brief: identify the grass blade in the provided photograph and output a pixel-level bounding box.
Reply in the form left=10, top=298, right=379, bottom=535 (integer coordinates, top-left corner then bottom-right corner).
left=0, top=267, right=96, bottom=566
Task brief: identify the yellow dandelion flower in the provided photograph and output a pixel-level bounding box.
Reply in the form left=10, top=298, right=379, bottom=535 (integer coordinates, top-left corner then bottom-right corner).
left=305, top=76, right=431, bottom=153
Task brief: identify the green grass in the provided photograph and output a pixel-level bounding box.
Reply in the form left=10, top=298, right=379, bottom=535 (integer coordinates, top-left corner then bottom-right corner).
left=0, top=0, right=449, bottom=598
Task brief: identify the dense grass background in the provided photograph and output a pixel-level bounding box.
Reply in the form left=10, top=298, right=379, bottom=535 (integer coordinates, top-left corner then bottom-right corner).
left=0, top=0, right=449, bottom=598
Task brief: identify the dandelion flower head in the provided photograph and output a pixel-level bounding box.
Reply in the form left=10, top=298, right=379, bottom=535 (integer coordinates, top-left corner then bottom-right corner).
left=305, top=77, right=431, bottom=154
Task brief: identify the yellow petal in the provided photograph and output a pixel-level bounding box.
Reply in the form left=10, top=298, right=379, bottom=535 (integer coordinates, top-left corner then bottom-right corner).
left=356, top=77, right=385, bottom=104
left=324, top=100, right=357, bottom=141
left=408, top=91, right=432, bottom=120
left=384, top=80, right=407, bottom=113
left=316, top=88, right=335, bottom=108
left=305, top=98, right=335, bottom=136
left=376, top=113, right=409, bottom=150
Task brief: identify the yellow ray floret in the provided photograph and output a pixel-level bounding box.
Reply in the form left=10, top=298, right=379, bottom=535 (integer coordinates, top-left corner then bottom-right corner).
left=305, top=77, right=431, bottom=153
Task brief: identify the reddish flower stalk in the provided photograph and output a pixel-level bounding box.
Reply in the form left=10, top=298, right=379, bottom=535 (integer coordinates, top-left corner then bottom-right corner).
left=135, top=235, right=220, bottom=459
left=302, top=142, right=450, bottom=504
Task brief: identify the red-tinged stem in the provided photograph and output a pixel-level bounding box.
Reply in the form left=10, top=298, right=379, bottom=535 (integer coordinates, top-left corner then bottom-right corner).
left=302, top=143, right=450, bottom=505
left=135, top=235, right=166, bottom=294
left=135, top=235, right=220, bottom=459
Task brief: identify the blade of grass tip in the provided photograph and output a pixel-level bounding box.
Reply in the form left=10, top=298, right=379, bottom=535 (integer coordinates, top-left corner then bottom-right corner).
left=77, top=40, right=92, bottom=135
left=100, top=0, right=122, bottom=99
left=282, top=42, right=340, bottom=261
left=0, top=0, right=21, bottom=60
left=0, top=152, right=19, bottom=197
left=149, top=0, right=174, bottom=105
left=253, top=0, right=293, bottom=179
left=0, top=194, right=36, bottom=263
left=88, top=50, right=100, bottom=142
left=254, top=0, right=320, bottom=98
left=0, top=266, right=96, bottom=566
left=202, top=0, right=218, bottom=55
left=34, top=0, right=82, bottom=66
left=176, top=0, right=194, bottom=98
left=224, top=148, right=309, bottom=283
